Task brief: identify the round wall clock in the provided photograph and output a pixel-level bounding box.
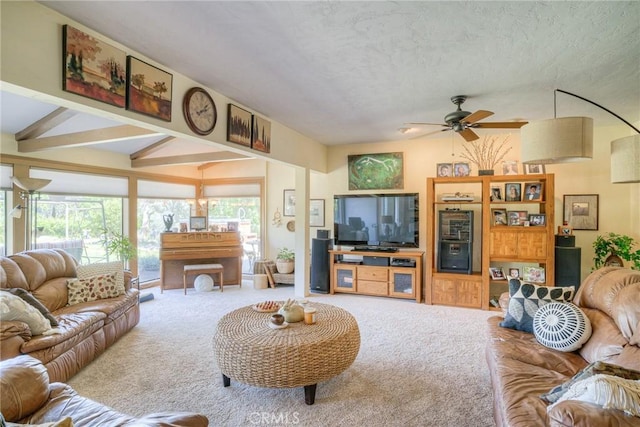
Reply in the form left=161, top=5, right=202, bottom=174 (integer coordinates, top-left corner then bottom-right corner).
left=183, top=87, right=217, bottom=135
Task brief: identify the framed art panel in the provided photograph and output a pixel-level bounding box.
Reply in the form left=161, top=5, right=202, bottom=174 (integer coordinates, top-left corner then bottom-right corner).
left=63, top=25, right=126, bottom=107
left=283, top=189, right=295, bottom=216
left=252, top=115, right=271, bottom=153
left=437, top=163, right=453, bottom=177
left=348, top=152, right=404, bottom=190
left=524, top=164, right=546, bottom=175
left=309, top=199, right=325, bottom=227
left=227, top=104, right=252, bottom=146
left=190, top=216, right=206, bottom=231
left=126, top=56, right=172, bottom=121
left=563, top=194, right=599, bottom=230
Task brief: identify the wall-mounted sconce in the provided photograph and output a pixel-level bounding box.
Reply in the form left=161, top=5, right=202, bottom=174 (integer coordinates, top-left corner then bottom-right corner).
left=9, top=205, right=23, bottom=219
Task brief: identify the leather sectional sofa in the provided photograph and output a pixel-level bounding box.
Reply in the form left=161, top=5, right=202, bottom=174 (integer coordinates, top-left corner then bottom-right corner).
left=486, top=267, right=640, bottom=426
left=0, top=249, right=140, bottom=382
left=0, top=354, right=208, bottom=426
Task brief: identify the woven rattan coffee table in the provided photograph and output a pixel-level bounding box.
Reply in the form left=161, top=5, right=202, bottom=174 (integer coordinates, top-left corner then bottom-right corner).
left=213, top=302, right=360, bottom=404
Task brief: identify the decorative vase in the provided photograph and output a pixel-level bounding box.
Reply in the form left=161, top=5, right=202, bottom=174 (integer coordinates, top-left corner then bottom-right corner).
left=478, top=169, right=495, bottom=176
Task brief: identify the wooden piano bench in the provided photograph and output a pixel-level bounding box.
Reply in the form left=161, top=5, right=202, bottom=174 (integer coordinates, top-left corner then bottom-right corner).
left=182, top=263, right=224, bottom=295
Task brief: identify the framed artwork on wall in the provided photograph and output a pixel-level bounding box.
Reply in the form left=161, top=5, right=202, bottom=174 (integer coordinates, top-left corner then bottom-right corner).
left=227, top=104, right=252, bottom=146
left=309, top=199, right=325, bottom=227
left=62, top=25, right=126, bottom=108
left=252, top=115, right=271, bottom=153
left=283, top=189, right=295, bottom=216
left=348, top=152, right=404, bottom=190
left=126, top=56, right=172, bottom=121
left=563, top=194, right=599, bottom=230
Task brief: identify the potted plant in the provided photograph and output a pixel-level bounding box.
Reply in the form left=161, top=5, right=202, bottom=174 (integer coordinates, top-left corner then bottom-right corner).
left=276, top=247, right=295, bottom=274
left=592, top=232, right=640, bottom=270
left=101, top=228, right=137, bottom=270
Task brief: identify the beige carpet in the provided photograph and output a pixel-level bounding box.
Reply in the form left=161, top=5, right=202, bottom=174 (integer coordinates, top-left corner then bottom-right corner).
left=68, top=283, right=497, bottom=427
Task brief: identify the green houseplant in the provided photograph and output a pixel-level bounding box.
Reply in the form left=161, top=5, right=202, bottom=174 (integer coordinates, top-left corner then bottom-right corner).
left=276, top=247, right=295, bottom=274
left=101, top=228, right=137, bottom=269
left=592, top=232, right=640, bottom=270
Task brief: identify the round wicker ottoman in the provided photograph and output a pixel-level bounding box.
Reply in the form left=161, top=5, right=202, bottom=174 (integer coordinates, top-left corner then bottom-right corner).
left=213, top=302, right=360, bottom=404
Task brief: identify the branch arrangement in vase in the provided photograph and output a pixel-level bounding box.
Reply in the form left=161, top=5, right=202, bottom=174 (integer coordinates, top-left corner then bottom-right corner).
left=460, top=135, right=512, bottom=172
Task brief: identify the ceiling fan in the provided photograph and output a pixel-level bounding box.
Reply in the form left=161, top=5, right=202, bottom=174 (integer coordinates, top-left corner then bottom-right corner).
left=405, top=95, right=528, bottom=142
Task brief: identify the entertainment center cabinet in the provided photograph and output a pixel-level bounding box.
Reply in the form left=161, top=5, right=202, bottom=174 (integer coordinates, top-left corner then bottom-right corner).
left=426, top=173, right=555, bottom=310
left=329, top=249, right=424, bottom=302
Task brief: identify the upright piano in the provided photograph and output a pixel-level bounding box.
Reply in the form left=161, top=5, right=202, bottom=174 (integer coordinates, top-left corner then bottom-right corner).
left=159, top=232, right=243, bottom=292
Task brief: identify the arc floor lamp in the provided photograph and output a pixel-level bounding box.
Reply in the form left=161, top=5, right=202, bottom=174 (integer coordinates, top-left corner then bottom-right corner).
left=521, top=89, right=639, bottom=183
left=11, top=176, right=52, bottom=250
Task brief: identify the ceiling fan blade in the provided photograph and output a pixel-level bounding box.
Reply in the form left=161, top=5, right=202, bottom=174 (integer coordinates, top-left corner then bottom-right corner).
left=473, top=121, right=528, bottom=129
left=458, top=128, right=479, bottom=142
left=410, top=128, right=450, bottom=140
left=404, top=122, right=448, bottom=127
left=462, top=110, right=493, bottom=124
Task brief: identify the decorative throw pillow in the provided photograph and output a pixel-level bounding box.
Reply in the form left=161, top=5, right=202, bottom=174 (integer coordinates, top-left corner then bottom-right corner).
left=541, top=361, right=640, bottom=403
left=533, top=302, right=592, bottom=352
left=547, top=374, right=640, bottom=417
left=67, top=273, right=120, bottom=305
left=77, top=261, right=125, bottom=295
left=0, top=288, right=58, bottom=326
left=499, top=279, right=575, bottom=333
left=0, top=292, right=57, bottom=336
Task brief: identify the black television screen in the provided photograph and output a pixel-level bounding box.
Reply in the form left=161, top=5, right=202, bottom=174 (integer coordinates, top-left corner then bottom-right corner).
left=333, top=193, right=419, bottom=248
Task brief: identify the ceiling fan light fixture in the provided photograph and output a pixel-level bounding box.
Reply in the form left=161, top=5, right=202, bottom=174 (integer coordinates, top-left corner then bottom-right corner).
left=611, top=135, right=640, bottom=183
left=521, top=117, right=593, bottom=164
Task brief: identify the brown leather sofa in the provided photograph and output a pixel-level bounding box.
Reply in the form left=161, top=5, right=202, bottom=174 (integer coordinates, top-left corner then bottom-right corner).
left=486, top=267, right=640, bottom=427
left=0, top=355, right=208, bottom=426
left=0, top=249, right=140, bottom=382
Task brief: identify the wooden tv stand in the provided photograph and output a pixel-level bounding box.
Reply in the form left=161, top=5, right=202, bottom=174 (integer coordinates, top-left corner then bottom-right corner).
left=329, top=249, right=424, bottom=302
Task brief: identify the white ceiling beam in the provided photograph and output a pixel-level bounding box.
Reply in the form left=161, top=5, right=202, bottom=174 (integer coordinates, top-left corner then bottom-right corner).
left=15, top=107, right=77, bottom=140
left=17, top=125, right=164, bottom=152
left=129, top=136, right=176, bottom=160
left=131, top=151, right=251, bottom=168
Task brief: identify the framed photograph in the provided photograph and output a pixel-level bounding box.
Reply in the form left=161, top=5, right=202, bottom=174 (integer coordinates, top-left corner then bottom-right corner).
left=523, top=182, right=543, bottom=201
left=508, top=268, right=520, bottom=279
left=437, top=163, right=453, bottom=177
left=490, top=185, right=503, bottom=202
left=252, top=115, right=271, bottom=153
left=529, top=213, right=546, bottom=226
left=505, top=183, right=522, bottom=201
left=227, top=104, right=252, bottom=146
left=189, top=216, right=206, bottom=231
left=489, top=267, right=506, bottom=280
left=283, top=189, right=295, bottom=216
left=309, top=199, right=325, bottom=227
left=227, top=221, right=239, bottom=232
left=507, top=210, right=528, bottom=226
left=63, top=25, right=126, bottom=108
left=453, top=162, right=470, bottom=177
left=524, top=164, right=546, bottom=175
left=348, top=152, right=404, bottom=190
left=563, top=194, right=599, bottom=230
left=491, top=208, right=508, bottom=226
left=126, top=56, right=173, bottom=121
left=523, top=266, right=546, bottom=283
left=502, top=161, right=519, bottom=175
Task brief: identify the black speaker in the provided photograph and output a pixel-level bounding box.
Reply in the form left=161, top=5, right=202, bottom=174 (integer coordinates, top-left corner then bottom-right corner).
left=310, top=238, right=331, bottom=293
left=437, top=241, right=472, bottom=274
left=555, top=247, right=582, bottom=288
left=317, top=229, right=330, bottom=239
left=555, top=235, right=576, bottom=247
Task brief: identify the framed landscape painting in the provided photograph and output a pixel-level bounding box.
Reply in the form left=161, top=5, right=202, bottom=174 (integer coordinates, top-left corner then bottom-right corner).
left=252, top=115, right=271, bottom=153
left=126, top=56, right=172, bottom=121
left=63, top=25, right=126, bottom=107
left=348, top=152, right=404, bottom=190
left=563, top=194, right=599, bottom=230
left=227, top=104, right=252, bottom=147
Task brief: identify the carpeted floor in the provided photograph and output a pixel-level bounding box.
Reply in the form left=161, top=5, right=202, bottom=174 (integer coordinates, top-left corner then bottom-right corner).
left=68, top=283, right=497, bottom=427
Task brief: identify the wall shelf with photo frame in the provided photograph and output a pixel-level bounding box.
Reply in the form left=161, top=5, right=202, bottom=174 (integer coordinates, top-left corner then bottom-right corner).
left=426, top=173, right=555, bottom=310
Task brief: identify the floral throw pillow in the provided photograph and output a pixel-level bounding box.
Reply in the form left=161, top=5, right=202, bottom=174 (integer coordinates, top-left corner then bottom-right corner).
left=77, top=261, right=125, bottom=295
left=67, top=273, right=120, bottom=305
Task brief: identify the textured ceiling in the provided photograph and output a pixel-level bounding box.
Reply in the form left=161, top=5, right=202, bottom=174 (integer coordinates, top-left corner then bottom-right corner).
left=24, top=1, right=640, bottom=146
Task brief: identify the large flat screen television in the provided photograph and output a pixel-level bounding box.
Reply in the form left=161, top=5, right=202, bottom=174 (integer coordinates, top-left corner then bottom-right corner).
left=333, top=193, right=419, bottom=248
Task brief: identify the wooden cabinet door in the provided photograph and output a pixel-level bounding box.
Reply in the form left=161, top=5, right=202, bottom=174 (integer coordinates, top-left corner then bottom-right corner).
left=517, top=232, right=547, bottom=258
left=432, top=278, right=457, bottom=305
left=489, top=231, right=519, bottom=257
left=334, top=265, right=357, bottom=293
left=390, top=268, right=415, bottom=298
left=456, top=279, right=482, bottom=308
